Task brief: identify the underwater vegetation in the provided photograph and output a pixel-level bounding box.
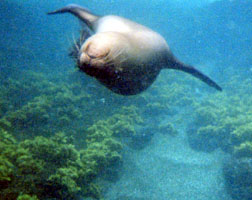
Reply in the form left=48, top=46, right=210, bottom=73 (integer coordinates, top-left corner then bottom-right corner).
left=0, top=54, right=221, bottom=199
left=0, top=125, right=124, bottom=199
left=0, top=68, right=129, bottom=139
left=188, top=75, right=252, bottom=156
left=0, top=129, right=99, bottom=199
left=187, top=75, right=252, bottom=199
left=0, top=62, right=192, bottom=199
left=0, top=67, right=143, bottom=200
left=1, top=31, right=252, bottom=200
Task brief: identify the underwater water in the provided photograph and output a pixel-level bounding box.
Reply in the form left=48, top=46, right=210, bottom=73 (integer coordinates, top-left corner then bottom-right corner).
left=1, top=0, right=252, bottom=199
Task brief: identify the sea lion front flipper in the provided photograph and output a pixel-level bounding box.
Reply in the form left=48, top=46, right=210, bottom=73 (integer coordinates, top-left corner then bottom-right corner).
left=168, top=59, right=222, bottom=91
left=47, top=4, right=99, bottom=30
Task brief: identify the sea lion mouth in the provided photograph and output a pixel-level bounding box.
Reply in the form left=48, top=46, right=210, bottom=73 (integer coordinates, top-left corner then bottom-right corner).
left=77, top=52, right=117, bottom=80
left=79, top=51, right=108, bottom=69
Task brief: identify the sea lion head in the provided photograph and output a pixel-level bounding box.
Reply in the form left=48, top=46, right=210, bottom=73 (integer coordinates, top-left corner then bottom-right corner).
left=77, top=32, right=130, bottom=82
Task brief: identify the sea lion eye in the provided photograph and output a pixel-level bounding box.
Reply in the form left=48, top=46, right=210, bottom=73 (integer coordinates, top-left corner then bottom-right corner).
left=87, top=53, right=96, bottom=59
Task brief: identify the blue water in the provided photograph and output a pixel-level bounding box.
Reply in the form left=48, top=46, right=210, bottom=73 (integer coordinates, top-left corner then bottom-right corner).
left=1, top=0, right=252, bottom=199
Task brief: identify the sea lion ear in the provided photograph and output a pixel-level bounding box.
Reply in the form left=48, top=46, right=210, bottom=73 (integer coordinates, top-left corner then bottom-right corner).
left=47, top=4, right=100, bottom=30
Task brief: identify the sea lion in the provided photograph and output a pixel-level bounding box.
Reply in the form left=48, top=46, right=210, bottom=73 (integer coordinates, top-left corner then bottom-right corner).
left=48, top=4, right=222, bottom=95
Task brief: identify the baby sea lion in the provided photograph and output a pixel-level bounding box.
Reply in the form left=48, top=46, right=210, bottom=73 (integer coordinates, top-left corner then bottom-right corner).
left=48, top=4, right=222, bottom=95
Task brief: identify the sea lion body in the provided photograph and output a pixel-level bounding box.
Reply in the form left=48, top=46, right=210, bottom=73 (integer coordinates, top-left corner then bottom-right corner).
left=80, top=15, right=169, bottom=94
left=48, top=4, right=222, bottom=95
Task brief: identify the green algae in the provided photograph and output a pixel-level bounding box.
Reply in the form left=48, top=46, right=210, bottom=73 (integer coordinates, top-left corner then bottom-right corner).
left=17, top=194, right=39, bottom=200
left=86, top=106, right=143, bottom=141
left=0, top=68, right=150, bottom=199
left=0, top=102, right=139, bottom=199
left=187, top=75, right=252, bottom=157
left=234, top=141, right=252, bottom=158
left=0, top=128, right=121, bottom=199
left=158, top=122, right=178, bottom=136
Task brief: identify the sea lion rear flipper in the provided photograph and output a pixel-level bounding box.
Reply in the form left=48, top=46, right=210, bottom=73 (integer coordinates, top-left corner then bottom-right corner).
left=169, top=59, right=222, bottom=91
left=47, top=4, right=99, bottom=30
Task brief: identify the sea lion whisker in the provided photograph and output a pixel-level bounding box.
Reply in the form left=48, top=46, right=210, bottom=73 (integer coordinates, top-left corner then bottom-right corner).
left=70, top=34, right=79, bottom=52
left=107, top=48, right=126, bottom=63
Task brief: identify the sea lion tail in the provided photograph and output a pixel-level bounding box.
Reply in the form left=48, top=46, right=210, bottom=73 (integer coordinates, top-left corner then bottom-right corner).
left=169, top=59, right=222, bottom=91
left=47, top=4, right=99, bottom=30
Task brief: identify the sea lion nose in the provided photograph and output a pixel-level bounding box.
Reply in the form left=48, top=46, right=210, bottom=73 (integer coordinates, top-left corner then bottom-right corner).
left=78, top=43, right=98, bottom=66
left=79, top=50, right=106, bottom=69
left=79, top=52, right=90, bottom=67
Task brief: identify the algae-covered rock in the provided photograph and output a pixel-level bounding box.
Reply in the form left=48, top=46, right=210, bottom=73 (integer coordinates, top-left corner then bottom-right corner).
left=17, top=194, right=39, bottom=200
left=187, top=75, right=252, bottom=156
left=186, top=95, right=235, bottom=153
left=5, top=96, right=50, bottom=129
left=0, top=155, right=14, bottom=189
left=0, top=70, right=95, bottom=138
left=81, top=107, right=144, bottom=181
left=86, top=106, right=143, bottom=141
left=0, top=130, right=108, bottom=199
left=193, top=106, right=219, bottom=127
left=231, top=123, right=252, bottom=145
left=0, top=127, right=16, bottom=145
left=20, top=134, right=79, bottom=167
left=81, top=138, right=122, bottom=172
left=188, top=125, right=223, bottom=152
left=83, top=121, right=124, bottom=179
left=158, top=122, right=178, bottom=136
left=48, top=166, right=81, bottom=196
left=234, top=141, right=252, bottom=158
